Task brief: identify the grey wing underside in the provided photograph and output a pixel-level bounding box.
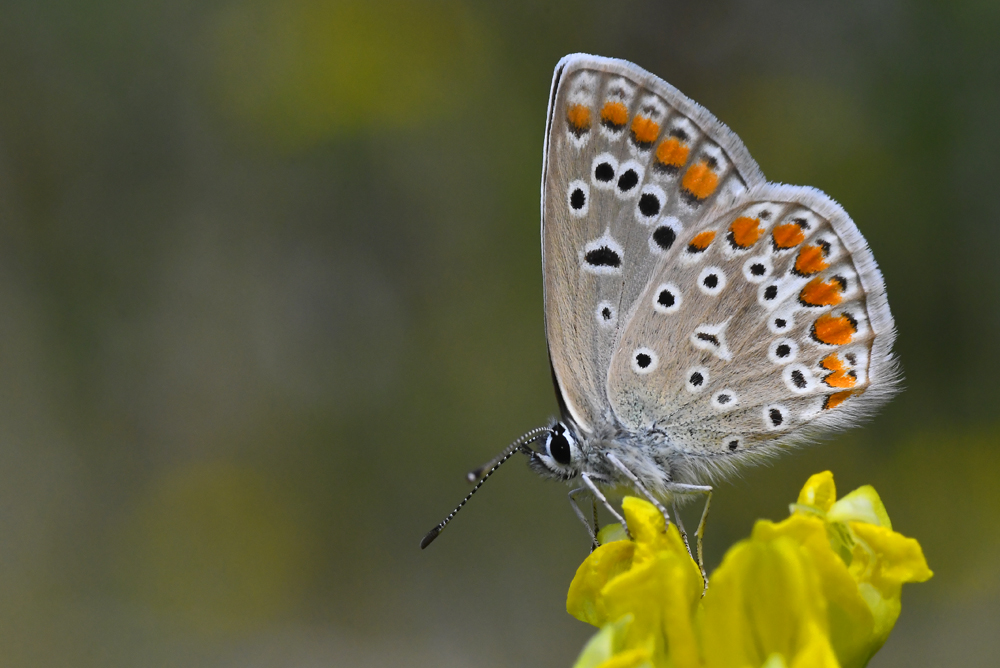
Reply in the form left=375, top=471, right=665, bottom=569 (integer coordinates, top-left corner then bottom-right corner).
left=606, top=183, right=898, bottom=460
left=541, top=54, right=765, bottom=434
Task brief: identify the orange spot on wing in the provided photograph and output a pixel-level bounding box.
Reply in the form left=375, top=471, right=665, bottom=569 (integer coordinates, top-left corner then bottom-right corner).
left=630, top=115, right=660, bottom=146
left=681, top=162, right=719, bottom=201
left=600, top=101, right=628, bottom=129
left=655, top=137, right=690, bottom=168
left=823, top=390, right=857, bottom=410
left=820, top=354, right=845, bottom=372
left=800, top=278, right=844, bottom=307
left=728, top=216, right=763, bottom=249
left=566, top=104, right=591, bottom=132
left=772, top=223, right=806, bottom=249
left=821, top=354, right=856, bottom=388
left=794, top=244, right=830, bottom=276
left=812, top=313, right=856, bottom=345
left=688, top=230, right=716, bottom=252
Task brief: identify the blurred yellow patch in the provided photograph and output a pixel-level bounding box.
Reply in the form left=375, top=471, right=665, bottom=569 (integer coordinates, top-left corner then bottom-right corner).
left=116, top=462, right=313, bottom=633
left=568, top=472, right=931, bottom=668
left=209, top=0, right=489, bottom=148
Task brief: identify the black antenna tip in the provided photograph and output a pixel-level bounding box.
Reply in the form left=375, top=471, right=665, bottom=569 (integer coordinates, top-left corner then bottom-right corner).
left=420, top=526, right=442, bottom=549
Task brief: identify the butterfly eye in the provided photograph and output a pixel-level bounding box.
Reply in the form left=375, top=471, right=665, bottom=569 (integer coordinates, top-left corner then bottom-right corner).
left=547, top=431, right=572, bottom=465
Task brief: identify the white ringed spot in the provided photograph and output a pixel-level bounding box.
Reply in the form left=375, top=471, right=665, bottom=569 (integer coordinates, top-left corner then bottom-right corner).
left=649, top=217, right=682, bottom=255
left=783, top=364, right=817, bottom=394
left=580, top=231, right=624, bottom=275
left=567, top=180, right=590, bottom=217
left=591, top=153, right=619, bottom=190
left=742, top=256, right=772, bottom=283
left=768, top=311, right=795, bottom=335
left=768, top=338, right=799, bottom=365
left=595, top=301, right=617, bottom=328
left=634, top=183, right=666, bottom=223
left=652, top=283, right=682, bottom=314
left=685, top=366, right=709, bottom=393
left=763, top=404, right=789, bottom=430
left=631, top=347, right=659, bottom=374
left=697, top=266, right=726, bottom=295
left=615, top=160, right=645, bottom=200
left=711, top=389, right=738, bottom=411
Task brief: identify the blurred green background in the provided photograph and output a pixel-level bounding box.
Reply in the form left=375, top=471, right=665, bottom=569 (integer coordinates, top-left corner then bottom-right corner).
left=0, top=0, right=998, bottom=666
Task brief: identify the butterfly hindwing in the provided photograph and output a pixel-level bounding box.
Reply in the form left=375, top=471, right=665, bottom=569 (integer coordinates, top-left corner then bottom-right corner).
left=541, top=54, right=765, bottom=433
left=605, top=183, right=898, bottom=458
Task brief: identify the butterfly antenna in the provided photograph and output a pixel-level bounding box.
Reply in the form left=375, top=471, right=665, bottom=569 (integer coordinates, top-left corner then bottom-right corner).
left=420, top=426, right=551, bottom=549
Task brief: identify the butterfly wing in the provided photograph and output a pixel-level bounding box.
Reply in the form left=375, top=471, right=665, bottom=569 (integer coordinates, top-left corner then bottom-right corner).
left=606, top=183, right=898, bottom=466
left=541, top=54, right=765, bottom=433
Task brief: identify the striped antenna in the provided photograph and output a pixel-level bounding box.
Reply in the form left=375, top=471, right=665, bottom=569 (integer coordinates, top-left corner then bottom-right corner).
left=419, top=426, right=551, bottom=549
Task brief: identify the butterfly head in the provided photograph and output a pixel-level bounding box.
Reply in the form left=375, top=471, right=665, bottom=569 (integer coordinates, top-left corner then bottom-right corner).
left=529, top=421, right=582, bottom=481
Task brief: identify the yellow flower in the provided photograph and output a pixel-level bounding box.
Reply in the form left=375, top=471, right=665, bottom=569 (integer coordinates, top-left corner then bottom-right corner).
left=789, top=472, right=933, bottom=667
left=568, top=496, right=704, bottom=668
left=567, top=472, right=932, bottom=668
left=700, top=527, right=840, bottom=668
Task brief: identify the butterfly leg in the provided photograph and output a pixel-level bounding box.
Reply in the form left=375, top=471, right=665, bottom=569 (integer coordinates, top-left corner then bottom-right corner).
left=695, top=489, right=712, bottom=587
left=581, top=473, right=629, bottom=536
left=568, top=487, right=598, bottom=548
left=663, top=482, right=713, bottom=592
left=671, top=497, right=693, bottom=558
left=604, top=452, right=673, bottom=526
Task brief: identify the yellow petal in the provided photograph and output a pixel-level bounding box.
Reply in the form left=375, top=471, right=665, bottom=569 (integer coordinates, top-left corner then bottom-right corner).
left=620, top=497, right=667, bottom=550
left=598, top=522, right=629, bottom=545
left=620, top=497, right=700, bottom=578
left=829, top=485, right=892, bottom=529
left=602, top=499, right=703, bottom=668
left=854, top=581, right=902, bottom=667
left=702, top=535, right=829, bottom=668
left=572, top=615, right=650, bottom=668
left=797, top=471, right=838, bottom=512
left=849, top=523, right=934, bottom=587
left=761, top=654, right=789, bottom=668
left=788, top=621, right=841, bottom=668
left=568, top=540, right=636, bottom=627
left=754, top=514, right=878, bottom=668
left=600, top=552, right=701, bottom=668
left=593, top=649, right=654, bottom=668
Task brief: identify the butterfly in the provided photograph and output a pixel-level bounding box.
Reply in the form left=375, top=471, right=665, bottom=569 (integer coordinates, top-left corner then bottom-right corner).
left=421, top=54, right=897, bottom=552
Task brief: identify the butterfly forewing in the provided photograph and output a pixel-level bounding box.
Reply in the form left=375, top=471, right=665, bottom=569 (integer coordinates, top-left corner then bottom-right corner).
left=606, top=184, right=897, bottom=456
left=541, top=55, right=764, bottom=433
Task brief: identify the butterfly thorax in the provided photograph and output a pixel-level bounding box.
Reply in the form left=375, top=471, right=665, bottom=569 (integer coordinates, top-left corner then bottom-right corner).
left=532, top=417, right=704, bottom=500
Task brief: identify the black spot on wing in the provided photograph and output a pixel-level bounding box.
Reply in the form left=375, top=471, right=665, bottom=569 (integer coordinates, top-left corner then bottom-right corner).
left=652, top=226, right=676, bottom=251
left=585, top=246, right=621, bottom=268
